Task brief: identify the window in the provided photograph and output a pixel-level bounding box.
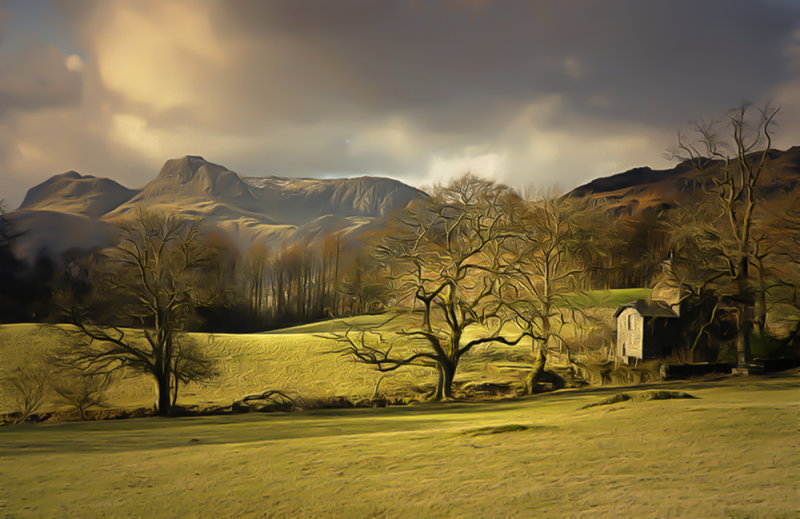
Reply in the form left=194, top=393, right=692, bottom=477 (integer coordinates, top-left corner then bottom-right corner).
left=628, top=314, right=632, bottom=329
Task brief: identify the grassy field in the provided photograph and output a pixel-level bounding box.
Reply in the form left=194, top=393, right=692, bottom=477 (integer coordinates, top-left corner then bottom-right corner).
left=0, top=287, right=659, bottom=415
left=0, top=312, right=543, bottom=415
left=0, top=317, right=419, bottom=414
left=0, top=372, right=797, bottom=517
left=0, top=288, right=650, bottom=416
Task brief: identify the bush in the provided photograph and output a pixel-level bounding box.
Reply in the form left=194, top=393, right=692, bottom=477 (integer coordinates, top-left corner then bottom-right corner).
left=51, top=369, right=110, bottom=420
left=1, top=364, right=51, bottom=424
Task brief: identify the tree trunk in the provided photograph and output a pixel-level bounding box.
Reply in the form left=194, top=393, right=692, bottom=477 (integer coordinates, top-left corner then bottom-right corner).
left=432, top=361, right=456, bottom=401
left=737, top=305, right=753, bottom=367
left=736, top=255, right=753, bottom=368
left=527, top=343, right=547, bottom=394
left=171, top=380, right=179, bottom=407
left=156, top=370, right=172, bottom=416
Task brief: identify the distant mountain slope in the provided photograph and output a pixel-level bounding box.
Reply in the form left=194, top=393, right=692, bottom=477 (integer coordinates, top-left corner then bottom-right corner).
left=8, top=209, right=119, bottom=261
left=568, top=146, right=800, bottom=216
left=19, top=171, right=138, bottom=219
left=9, top=156, right=427, bottom=261
left=11, top=148, right=799, bottom=262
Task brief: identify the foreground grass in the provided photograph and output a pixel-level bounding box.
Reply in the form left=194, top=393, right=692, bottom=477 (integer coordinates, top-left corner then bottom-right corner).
left=1, top=372, right=798, bottom=518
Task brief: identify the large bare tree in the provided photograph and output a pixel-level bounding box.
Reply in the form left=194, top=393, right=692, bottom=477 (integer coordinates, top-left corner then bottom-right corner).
left=332, top=175, right=524, bottom=400
left=501, top=192, right=591, bottom=392
left=671, top=103, right=780, bottom=369
left=60, top=211, right=217, bottom=415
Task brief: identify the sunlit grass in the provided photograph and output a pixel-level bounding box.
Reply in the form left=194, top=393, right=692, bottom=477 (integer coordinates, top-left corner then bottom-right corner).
left=568, top=287, right=653, bottom=307
left=0, top=372, right=797, bottom=517
left=0, top=288, right=648, bottom=414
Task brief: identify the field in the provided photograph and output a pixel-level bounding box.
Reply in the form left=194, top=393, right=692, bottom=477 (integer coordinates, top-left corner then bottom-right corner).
left=0, top=290, right=651, bottom=415
left=2, top=293, right=797, bottom=517
left=0, top=311, right=575, bottom=415
left=1, top=372, right=798, bottom=517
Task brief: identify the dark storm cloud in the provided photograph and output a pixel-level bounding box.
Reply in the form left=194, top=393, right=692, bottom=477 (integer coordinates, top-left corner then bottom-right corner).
left=0, top=43, right=82, bottom=114
left=209, top=0, right=798, bottom=130
left=1, top=0, right=799, bottom=208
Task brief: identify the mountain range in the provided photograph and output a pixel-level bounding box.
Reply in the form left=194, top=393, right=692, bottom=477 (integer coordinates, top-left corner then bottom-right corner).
left=7, top=148, right=800, bottom=261
left=9, top=156, right=425, bottom=260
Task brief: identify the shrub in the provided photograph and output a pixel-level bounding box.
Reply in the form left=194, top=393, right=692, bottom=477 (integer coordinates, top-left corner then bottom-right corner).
left=1, top=364, right=51, bottom=424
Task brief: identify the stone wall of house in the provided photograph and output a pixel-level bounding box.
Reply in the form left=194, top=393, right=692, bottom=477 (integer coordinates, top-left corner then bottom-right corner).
left=616, top=308, right=644, bottom=363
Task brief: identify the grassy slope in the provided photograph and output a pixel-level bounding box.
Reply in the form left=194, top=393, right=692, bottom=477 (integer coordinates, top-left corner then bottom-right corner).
left=0, top=313, right=530, bottom=414
left=569, top=287, right=652, bottom=308
left=0, top=319, right=424, bottom=413
left=0, top=288, right=669, bottom=414
left=0, top=372, right=797, bottom=517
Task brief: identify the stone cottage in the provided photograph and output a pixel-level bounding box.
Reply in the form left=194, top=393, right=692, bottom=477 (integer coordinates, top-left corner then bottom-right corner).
left=614, top=259, right=684, bottom=365
left=614, top=299, right=680, bottom=365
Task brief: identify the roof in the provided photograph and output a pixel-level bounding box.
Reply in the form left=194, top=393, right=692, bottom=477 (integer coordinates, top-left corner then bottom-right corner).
left=614, top=299, right=679, bottom=319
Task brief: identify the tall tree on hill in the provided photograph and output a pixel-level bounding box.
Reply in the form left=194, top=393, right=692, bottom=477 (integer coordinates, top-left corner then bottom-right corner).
left=331, top=175, right=524, bottom=400
left=59, top=211, right=218, bottom=416
left=671, top=103, right=780, bottom=369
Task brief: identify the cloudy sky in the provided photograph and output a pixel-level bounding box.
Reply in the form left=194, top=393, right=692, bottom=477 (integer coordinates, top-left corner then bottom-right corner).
left=1, top=0, right=799, bottom=208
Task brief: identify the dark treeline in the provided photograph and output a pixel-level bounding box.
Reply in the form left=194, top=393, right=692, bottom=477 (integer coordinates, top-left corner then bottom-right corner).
left=197, top=233, right=390, bottom=332
left=0, top=211, right=391, bottom=332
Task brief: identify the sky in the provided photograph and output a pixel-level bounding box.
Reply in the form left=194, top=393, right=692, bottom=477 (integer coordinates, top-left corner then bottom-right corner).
left=1, top=0, right=799, bottom=208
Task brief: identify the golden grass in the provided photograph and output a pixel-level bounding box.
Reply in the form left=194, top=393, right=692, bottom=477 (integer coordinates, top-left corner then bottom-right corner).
left=0, top=318, right=536, bottom=414
left=0, top=372, right=797, bottom=517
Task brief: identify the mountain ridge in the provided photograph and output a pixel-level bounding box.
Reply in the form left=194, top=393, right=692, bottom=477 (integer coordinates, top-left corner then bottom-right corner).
left=8, top=148, right=800, bottom=261
left=9, top=156, right=427, bottom=260
left=567, top=146, right=800, bottom=216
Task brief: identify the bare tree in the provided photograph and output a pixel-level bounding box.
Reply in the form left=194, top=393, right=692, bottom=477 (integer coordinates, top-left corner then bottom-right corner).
left=331, top=175, right=524, bottom=400
left=338, top=249, right=391, bottom=315
left=501, top=192, right=591, bottom=392
left=671, top=103, right=780, bottom=369
left=60, top=210, right=218, bottom=416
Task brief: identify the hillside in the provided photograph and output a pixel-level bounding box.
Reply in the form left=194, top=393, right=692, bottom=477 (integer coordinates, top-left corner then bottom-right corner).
left=568, top=146, right=800, bottom=216
left=8, top=156, right=426, bottom=260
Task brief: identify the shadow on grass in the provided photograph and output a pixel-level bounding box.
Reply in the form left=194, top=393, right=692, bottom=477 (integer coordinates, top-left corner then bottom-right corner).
left=2, top=370, right=797, bottom=457
left=0, top=399, right=538, bottom=457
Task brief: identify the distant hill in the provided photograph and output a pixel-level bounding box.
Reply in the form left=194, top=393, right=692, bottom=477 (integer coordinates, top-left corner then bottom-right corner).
left=568, top=146, right=800, bottom=216
left=8, top=156, right=426, bottom=261
left=19, top=171, right=138, bottom=219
